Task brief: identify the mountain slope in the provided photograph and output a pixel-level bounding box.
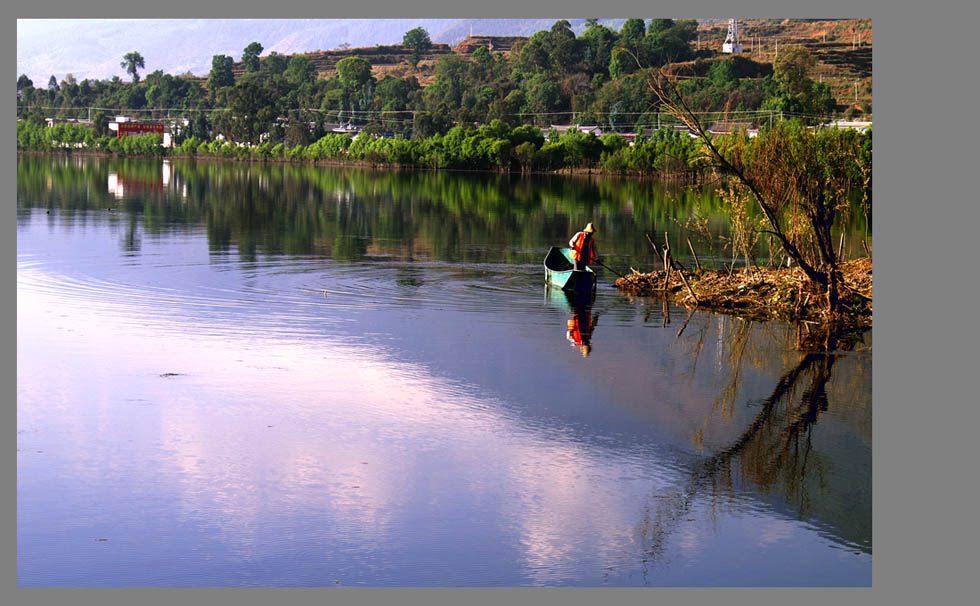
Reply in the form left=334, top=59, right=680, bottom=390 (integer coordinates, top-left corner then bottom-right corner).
left=17, top=18, right=626, bottom=84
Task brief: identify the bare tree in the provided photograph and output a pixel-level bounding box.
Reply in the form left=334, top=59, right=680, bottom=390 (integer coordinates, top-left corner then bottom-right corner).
left=649, top=69, right=855, bottom=315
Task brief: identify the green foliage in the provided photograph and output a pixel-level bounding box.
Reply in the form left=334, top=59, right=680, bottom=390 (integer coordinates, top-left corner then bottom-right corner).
left=707, top=59, right=739, bottom=89
left=763, top=46, right=833, bottom=122
left=284, top=56, right=317, bottom=87
left=20, top=18, right=866, bottom=174
left=403, top=27, right=432, bottom=68
left=116, top=133, right=163, bottom=156
left=609, top=47, right=638, bottom=80
left=509, top=124, right=544, bottom=148
left=208, top=54, right=236, bottom=98
left=619, top=18, right=646, bottom=47
left=121, top=51, right=145, bottom=83
left=242, top=42, right=264, bottom=72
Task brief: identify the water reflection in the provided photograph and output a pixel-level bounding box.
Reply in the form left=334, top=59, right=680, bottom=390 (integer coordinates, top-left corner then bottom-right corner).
left=17, top=155, right=871, bottom=586
left=635, top=310, right=872, bottom=566
left=565, top=303, right=596, bottom=358
left=545, top=287, right=599, bottom=358
left=17, top=154, right=872, bottom=271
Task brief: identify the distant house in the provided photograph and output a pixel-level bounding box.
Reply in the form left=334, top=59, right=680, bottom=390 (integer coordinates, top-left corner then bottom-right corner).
left=45, top=117, right=92, bottom=128
left=543, top=124, right=604, bottom=138
left=821, top=120, right=872, bottom=133
left=708, top=121, right=758, bottom=137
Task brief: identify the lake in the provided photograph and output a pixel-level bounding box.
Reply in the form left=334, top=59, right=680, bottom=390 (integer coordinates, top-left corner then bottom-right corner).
left=17, top=155, right=871, bottom=587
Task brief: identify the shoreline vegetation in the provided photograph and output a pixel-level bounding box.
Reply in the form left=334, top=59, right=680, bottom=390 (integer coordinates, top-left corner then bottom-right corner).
left=16, top=119, right=714, bottom=181
left=615, top=257, right=871, bottom=326
left=19, top=119, right=872, bottom=338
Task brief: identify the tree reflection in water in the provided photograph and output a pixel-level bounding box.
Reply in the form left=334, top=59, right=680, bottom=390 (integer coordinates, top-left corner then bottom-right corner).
left=636, top=309, right=870, bottom=568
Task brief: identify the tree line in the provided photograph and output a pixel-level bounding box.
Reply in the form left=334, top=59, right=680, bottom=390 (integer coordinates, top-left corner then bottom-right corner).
left=17, top=19, right=846, bottom=148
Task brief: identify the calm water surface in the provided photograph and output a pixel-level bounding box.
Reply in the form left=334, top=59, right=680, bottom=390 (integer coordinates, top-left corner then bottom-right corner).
left=17, top=156, right=871, bottom=586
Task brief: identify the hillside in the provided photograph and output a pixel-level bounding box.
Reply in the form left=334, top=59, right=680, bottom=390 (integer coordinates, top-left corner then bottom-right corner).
left=17, top=18, right=618, bottom=85
left=696, top=19, right=873, bottom=111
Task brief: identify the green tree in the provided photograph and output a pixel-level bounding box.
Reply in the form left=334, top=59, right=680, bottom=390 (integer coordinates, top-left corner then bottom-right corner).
left=648, top=19, right=674, bottom=36
left=207, top=54, right=236, bottom=99
left=17, top=74, right=33, bottom=91
left=242, top=42, right=264, bottom=73
left=336, top=56, right=372, bottom=91
left=773, top=46, right=816, bottom=99
left=224, top=81, right=278, bottom=143
left=522, top=72, right=560, bottom=123
left=403, top=27, right=432, bottom=69
left=609, top=47, right=638, bottom=79
left=763, top=46, right=832, bottom=121
left=579, top=22, right=617, bottom=76
left=261, top=52, right=288, bottom=77
left=511, top=34, right=551, bottom=78
left=619, top=18, right=647, bottom=48
left=92, top=111, right=110, bottom=137
left=472, top=45, right=493, bottom=71
left=707, top=59, right=739, bottom=89
left=642, top=19, right=696, bottom=66
left=376, top=75, right=411, bottom=111
left=121, top=51, right=146, bottom=83
left=547, top=20, right=578, bottom=77
left=284, top=55, right=317, bottom=87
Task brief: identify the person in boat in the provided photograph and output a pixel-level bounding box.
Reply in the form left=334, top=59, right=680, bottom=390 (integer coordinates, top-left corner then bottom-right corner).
left=568, top=223, right=598, bottom=271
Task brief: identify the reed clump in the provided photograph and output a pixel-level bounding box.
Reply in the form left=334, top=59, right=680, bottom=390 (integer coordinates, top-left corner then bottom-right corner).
left=615, top=257, right=872, bottom=326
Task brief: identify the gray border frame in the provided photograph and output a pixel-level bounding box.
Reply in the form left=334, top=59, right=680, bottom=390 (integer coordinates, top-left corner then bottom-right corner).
left=10, top=0, right=973, bottom=604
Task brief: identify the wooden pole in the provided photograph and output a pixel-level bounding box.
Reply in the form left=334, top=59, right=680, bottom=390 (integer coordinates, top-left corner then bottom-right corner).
left=671, top=251, right=700, bottom=304
left=645, top=233, right=659, bottom=256
left=687, top=237, right=702, bottom=271
left=837, top=232, right=845, bottom=262
left=862, top=238, right=872, bottom=260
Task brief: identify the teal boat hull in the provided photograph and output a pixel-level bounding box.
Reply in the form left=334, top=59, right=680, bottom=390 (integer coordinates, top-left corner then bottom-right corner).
left=544, top=247, right=596, bottom=298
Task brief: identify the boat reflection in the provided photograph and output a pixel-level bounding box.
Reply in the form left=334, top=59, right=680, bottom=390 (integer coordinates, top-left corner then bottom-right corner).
left=544, top=286, right=598, bottom=358
left=566, top=301, right=596, bottom=358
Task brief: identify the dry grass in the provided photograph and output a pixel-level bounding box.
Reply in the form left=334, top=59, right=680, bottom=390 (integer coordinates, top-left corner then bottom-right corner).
left=615, top=257, right=872, bottom=326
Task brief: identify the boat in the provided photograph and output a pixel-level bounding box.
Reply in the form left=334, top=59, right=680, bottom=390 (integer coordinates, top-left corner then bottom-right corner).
left=544, top=247, right=596, bottom=298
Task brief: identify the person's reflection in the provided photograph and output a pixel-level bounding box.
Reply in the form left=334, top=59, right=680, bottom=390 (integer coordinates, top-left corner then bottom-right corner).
left=566, top=303, right=596, bottom=357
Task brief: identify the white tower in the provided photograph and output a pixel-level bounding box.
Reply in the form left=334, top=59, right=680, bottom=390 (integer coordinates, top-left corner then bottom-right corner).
left=722, top=19, right=743, bottom=53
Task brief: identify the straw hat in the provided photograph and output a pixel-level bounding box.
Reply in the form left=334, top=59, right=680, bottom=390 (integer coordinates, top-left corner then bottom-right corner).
left=584, top=222, right=594, bottom=233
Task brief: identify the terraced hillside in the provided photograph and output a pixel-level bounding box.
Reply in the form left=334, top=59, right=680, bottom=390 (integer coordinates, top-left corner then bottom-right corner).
left=696, top=19, right=872, bottom=112
left=177, top=20, right=872, bottom=114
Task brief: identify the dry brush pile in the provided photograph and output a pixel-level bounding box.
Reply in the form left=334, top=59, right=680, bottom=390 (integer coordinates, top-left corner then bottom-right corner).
left=615, top=257, right=872, bottom=326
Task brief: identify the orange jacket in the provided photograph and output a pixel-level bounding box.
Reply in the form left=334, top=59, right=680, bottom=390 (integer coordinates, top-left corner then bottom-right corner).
left=569, top=231, right=596, bottom=264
